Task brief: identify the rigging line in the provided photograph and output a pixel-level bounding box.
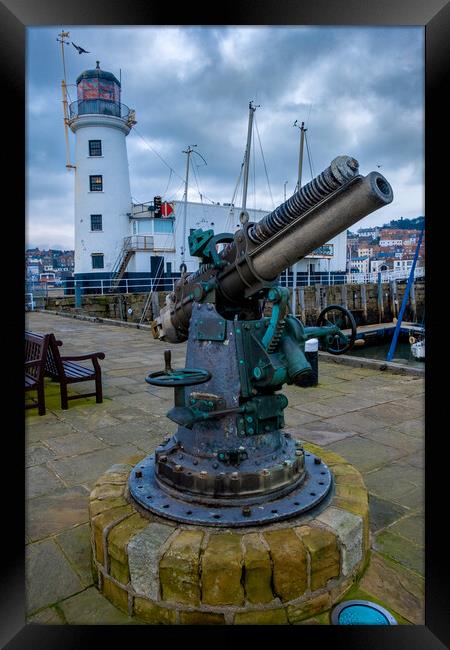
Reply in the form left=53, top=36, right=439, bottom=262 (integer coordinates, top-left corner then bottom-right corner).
left=226, top=162, right=244, bottom=232
left=252, top=124, right=256, bottom=212
left=304, top=131, right=315, bottom=180
left=191, top=155, right=207, bottom=219
left=254, top=116, right=275, bottom=210
left=167, top=179, right=187, bottom=203
left=162, top=168, right=173, bottom=199
left=131, top=127, right=185, bottom=184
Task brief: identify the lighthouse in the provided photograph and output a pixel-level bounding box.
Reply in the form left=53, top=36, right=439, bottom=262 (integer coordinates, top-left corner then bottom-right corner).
left=68, top=61, right=136, bottom=286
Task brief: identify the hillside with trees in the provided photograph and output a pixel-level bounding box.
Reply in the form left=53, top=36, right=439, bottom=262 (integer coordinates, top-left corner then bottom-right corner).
left=382, top=216, right=424, bottom=230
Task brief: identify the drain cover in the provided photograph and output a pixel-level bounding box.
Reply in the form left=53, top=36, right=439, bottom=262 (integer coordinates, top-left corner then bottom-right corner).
left=331, top=600, right=397, bottom=625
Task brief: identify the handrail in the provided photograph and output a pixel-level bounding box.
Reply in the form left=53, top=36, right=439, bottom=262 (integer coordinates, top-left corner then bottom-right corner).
left=68, top=99, right=131, bottom=120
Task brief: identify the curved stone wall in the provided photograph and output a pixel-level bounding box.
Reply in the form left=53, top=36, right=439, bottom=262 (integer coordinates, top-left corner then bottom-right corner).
left=89, top=442, right=370, bottom=624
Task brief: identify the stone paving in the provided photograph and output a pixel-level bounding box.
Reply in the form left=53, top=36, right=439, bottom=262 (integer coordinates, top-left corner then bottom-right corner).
left=25, top=312, right=425, bottom=625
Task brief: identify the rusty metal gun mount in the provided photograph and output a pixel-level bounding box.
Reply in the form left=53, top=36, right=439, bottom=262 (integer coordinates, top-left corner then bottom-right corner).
left=129, top=155, right=393, bottom=526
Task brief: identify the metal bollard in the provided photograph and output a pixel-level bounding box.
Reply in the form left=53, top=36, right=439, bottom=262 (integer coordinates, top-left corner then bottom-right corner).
left=297, top=338, right=319, bottom=387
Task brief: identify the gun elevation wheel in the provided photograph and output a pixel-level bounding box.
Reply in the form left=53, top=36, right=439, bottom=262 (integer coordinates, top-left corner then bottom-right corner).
left=317, top=305, right=357, bottom=355
left=146, top=349, right=211, bottom=387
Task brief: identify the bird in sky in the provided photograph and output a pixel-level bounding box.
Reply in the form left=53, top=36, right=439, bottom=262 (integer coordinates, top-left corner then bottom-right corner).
left=72, top=42, right=90, bottom=54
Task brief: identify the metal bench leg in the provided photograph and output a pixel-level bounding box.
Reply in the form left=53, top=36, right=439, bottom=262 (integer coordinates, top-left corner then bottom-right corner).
left=37, top=382, right=46, bottom=416
left=95, top=372, right=103, bottom=404
left=60, top=383, right=69, bottom=410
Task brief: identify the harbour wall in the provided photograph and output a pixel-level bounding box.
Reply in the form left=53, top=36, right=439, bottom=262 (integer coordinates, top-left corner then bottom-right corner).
left=41, top=280, right=425, bottom=327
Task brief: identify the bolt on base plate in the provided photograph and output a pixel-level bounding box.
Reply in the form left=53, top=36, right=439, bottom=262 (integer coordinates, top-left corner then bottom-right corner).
left=128, top=451, right=332, bottom=527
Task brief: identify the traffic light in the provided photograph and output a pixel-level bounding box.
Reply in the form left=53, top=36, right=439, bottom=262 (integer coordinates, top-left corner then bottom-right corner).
left=154, top=196, right=162, bottom=218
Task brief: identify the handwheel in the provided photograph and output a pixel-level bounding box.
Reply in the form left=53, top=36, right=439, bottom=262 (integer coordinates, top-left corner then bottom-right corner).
left=316, top=305, right=357, bottom=355
left=146, top=349, right=211, bottom=387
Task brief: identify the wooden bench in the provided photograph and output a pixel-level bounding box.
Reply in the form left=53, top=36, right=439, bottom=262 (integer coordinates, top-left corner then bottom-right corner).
left=25, top=331, right=50, bottom=416
left=26, top=331, right=105, bottom=410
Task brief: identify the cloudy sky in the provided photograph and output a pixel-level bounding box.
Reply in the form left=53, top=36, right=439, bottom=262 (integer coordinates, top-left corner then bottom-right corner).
left=26, top=26, right=424, bottom=250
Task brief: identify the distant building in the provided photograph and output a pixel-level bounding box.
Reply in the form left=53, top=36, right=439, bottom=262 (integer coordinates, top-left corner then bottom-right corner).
left=393, top=259, right=414, bottom=271
left=357, top=226, right=379, bottom=238
left=349, top=256, right=369, bottom=273
left=370, top=259, right=390, bottom=273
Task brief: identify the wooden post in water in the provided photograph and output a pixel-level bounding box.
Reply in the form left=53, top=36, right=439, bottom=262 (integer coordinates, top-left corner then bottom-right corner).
left=340, top=284, right=348, bottom=309
left=361, top=284, right=368, bottom=323
left=315, top=285, right=322, bottom=315
left=410, top=279, right=416, bottom=322
left=299, top=287, right=306, bottom=324
left=389, top=280, right=398, bottom=320
left=377, top=272, right=384, bottom=323
left=151, top=292, right=160, bottom=319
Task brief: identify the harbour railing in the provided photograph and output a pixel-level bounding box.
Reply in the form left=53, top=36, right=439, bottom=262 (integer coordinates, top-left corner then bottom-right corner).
left=281, top=266, right=425, bottom=287
left=25, top=266, right=424, bottom=300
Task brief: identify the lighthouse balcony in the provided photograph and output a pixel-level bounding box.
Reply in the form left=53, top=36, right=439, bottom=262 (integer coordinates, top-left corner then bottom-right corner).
left=69, top=99, right=131, bottom=121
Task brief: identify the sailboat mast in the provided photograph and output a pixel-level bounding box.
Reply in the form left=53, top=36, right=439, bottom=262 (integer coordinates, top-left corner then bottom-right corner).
left=241, top=101, right=258, bottom=212
left=292, top=120, right=307, bottom=313
left=57, top=30, right=75, bottom=170
left=181, top=145, right=196, bottom=272
left=296, top=120, right=307, bottom=191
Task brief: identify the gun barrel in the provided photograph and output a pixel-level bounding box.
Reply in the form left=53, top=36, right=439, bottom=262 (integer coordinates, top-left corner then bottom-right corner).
left=154, top=156, right=393, bottom=341
left=217, top=167, right=393, bottom=301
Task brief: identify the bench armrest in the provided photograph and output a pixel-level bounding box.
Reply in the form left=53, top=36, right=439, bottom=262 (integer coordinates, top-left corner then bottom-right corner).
left=60, top=352, right=106, bottom=362
left=25, top=359, right=42, bottom=368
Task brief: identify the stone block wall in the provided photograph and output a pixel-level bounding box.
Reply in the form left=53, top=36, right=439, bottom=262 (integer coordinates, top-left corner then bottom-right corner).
left=89, top=444, right=371, bottom=625
left=44, top=281, right=424, bottom=328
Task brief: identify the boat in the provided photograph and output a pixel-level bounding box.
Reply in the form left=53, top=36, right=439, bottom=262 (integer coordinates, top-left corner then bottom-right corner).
left=410, top=336, right=425, bottom=360
left=409, top=328, right=425, bottom=360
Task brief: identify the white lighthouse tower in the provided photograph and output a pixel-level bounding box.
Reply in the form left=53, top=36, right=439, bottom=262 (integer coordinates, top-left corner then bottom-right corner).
left=68, top=61, right=136, bottom=286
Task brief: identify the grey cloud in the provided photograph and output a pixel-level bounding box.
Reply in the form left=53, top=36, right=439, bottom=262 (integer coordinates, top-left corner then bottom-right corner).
left=26, top=26, right=424, bottom=248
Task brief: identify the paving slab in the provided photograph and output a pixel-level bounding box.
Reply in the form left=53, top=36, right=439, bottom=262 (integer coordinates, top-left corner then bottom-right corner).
left=26, top=417, right=80, bottom=443
left=326, top=436, right=408, bottom=473
left=358, top=552, right=424, bottom=623
left=54, top=523, right=95, bottom=588
left=362, top=427, right=424, bottom=453
left=363, top=464, right=423, bottom=501
left=387, top=513, right=424, bottom=547
left=26, top=485, right=90, bottom=541
left=293, top=427, right=358, bottom=447
left=59, top=587, right=141, bottom=624
left=391, top=418, right=424, bottom=437
left=27, top=606, right=66, bottom=624
left=360, top=402, right=422, bottom=426
left=26, top=465, right=66, bottom=499
left=374, top=530, right=424, bottom=575
left=320, top=411, right=386, bottom=434
left=26, top=539, right=84, bottom=614
left=47, top=443, right=143, bottom=486
left=368, top=495, right=408, bottom=534
left=46, top=432, right=108, bottom=458
left=26, top=443, right=57, bottom=467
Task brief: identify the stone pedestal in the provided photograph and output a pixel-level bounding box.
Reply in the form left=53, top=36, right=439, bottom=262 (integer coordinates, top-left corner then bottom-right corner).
left=89, top=442, right=370, bottom=625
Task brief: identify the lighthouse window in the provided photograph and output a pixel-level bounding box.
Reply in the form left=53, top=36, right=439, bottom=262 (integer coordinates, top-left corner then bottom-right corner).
left=91, top=253, right=104, bottom=269
left=90, top=175, right=103, bottom=191
left=90, top=214, right=102, bottom=231
left=154, top=219, right=174, bottom=234
left=89, top=140, right=102, bottom=157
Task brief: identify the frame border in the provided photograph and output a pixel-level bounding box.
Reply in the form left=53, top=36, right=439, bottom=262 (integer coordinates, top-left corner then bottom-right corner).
left=2, top=0, right=448, bottom=646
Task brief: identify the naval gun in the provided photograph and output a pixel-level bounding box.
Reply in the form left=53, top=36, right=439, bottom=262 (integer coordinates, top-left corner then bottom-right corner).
left=129, top=155, right=393, bottom=526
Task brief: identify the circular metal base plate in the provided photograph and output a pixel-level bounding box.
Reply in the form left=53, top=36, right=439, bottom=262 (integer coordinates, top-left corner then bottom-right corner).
left=128, top=451, right=332, bottom=527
